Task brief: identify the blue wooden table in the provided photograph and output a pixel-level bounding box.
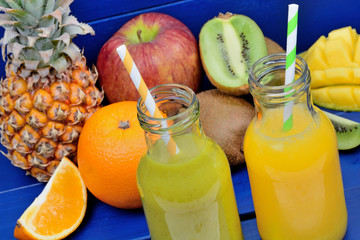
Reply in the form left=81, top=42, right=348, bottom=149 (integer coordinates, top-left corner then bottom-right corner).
left=1, top=0, right=360, bottom=239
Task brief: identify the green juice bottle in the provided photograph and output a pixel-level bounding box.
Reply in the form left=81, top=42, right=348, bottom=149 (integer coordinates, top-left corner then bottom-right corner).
left=136, top=84, right=243, bottom=240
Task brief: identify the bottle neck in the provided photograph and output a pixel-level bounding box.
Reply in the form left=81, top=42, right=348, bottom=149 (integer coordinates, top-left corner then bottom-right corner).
left=137, top=83, right=205, bottom=149
left=249, top=53, right=314, bottom=117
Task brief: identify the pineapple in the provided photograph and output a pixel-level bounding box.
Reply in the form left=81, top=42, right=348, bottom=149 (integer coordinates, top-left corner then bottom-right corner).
left=0, top=0, right=103, bottom=182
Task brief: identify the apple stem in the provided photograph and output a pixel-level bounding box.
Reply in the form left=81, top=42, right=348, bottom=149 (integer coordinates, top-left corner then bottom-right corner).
left=137, top=30, right=143, bottom=43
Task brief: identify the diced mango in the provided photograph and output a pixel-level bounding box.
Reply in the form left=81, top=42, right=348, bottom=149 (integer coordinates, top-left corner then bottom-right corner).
left=302, top=36, right=326, bottom=61
left=311, top=70, right=326, bottom=89
left=306, top=47, right=328, bottom=70
left=312, top=35, right=327, bottom=51
left=312, top=88, right=334, bottom=108
left=313, top=86, right=360, bottom=111
left=328, top=26, right=356, bottom=49
left=324, top=38, right=352, bottom=67
left=354, top=87, right=360, bottom=107
left=329, top=86, right=360, bottom=109
left=352, top=28, right=358, bottom=44
left=324, top=68, right=354, bottom=85
left=353, top=37, right=360, bottom=64
left=353, top=68, right=360, bottom=83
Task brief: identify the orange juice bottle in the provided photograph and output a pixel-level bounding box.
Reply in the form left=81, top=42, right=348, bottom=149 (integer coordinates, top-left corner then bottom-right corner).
left=137, top=84, right=243, bottom=240
left=244, top=54, right=347, bottom=239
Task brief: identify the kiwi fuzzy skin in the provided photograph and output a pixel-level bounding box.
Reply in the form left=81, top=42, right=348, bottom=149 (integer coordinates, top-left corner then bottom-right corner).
left=197, top=89, right=255, bottom=166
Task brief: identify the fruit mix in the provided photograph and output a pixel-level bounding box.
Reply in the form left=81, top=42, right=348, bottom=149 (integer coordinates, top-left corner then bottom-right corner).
left=0, top=0, right=358, bottom=238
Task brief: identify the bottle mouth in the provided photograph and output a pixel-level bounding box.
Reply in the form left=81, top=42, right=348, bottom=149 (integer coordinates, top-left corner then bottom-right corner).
left=249, top=53, right=310, bottom=103
left=137, top=83, right=199, bottom=134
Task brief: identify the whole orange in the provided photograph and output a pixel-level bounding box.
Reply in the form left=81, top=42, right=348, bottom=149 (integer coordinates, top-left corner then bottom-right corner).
left=77, top=101, right=146, bottom=209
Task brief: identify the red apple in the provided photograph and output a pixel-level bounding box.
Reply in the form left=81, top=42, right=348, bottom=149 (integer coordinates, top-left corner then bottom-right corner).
left=97, top=12, right=203, bottom=103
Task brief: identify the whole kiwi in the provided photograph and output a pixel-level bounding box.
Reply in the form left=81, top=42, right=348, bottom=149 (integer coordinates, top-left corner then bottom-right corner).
left=265, top=37, right=285, bottom=54
left=197, top=89, right=255, bottom=166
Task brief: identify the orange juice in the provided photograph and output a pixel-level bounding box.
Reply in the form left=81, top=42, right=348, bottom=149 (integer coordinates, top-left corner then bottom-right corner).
left=244, top=104, right=347, bottom=239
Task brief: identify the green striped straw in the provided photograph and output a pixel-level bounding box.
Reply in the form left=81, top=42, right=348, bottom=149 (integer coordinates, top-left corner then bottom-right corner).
left=283, top=4, right=299, bottom=131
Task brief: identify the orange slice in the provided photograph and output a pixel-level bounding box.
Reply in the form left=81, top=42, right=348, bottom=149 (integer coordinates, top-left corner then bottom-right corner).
left=14, top=157, right=87, bottom=240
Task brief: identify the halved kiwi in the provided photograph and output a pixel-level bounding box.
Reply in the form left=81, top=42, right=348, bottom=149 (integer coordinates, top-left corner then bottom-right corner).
left=199, top=12, right=268, bottom=96
left=324, top=110, right=360, bottom=150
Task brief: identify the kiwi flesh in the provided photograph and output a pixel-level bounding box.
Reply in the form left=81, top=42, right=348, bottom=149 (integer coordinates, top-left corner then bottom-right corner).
left=324, top=110, right=360, bottom=150
left=199, top=12, right=268, bottom=96
left=196, top=89, right=255, bottom=166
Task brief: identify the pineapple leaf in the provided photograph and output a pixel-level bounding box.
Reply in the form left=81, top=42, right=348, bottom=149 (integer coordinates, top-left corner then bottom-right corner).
left=37, top=67, right=50, bottom=77
left=20, top=47, right=42, bottom=61
left=0, top=38, right=6, bottom=61
left=43, top=8, right=62, bottom=23
left=0, top=0, right=10, bottom=8
left=62, top=42, right=80, bottom=61
left=62, top=24, right=94, bottom=37
left=0, top=13, right=18, bottom=25
left=35, top=38, right=53, bottom=51
left=24, top=59, right=39, bottom=70
left=37, top=25, right=55, bottom=38
left=55, top=32, right=70, bottom=46
left=10, top=41, right=25, bottom=59
left=49, top=55, right=68, bottom=72
left=44, top=0, right=55, bottom=15
left=24, top=0, right=45, bottom=19
left=27, top=36, right=39, bottom=47
left=4, top=0, right=22, bottom=10
left=39, top=48, right=53, bottom=63
left=61, top=15, right=94, bottom=35
left=38, top=16, right=55, bottom=28
left=55, top=0, right=73, bottom=11
left=3, top=26, right=19, bottom=45
left=7, top=9, right=37, bottom=26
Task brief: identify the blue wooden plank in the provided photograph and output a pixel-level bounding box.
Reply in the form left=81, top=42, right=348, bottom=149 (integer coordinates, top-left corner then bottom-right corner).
left=70, top=0, right=181, bottom=22
left=0, top=183, right=44, bottom=239
left=2, top=175, right=360, bottom=239
left=0, top=145, right=40, bottom=192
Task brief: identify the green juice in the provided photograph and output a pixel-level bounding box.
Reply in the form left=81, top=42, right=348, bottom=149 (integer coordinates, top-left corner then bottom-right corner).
left=137, top=133, right=243, bottom=240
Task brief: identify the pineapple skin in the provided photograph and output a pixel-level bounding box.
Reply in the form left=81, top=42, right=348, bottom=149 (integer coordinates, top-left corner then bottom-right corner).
left=0, top=0, right=104, bottom=182
left=0, top=57, right=103, bottom=182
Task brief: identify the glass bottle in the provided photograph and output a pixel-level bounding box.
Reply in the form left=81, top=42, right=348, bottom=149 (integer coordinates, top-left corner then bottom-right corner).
left=137, top=83, right=243, bottom=240
left=244, top=53, right=347, bottom=239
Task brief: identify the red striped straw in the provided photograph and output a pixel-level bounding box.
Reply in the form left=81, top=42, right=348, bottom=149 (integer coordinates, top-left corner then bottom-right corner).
left=116, top=45, right=178, bottom=154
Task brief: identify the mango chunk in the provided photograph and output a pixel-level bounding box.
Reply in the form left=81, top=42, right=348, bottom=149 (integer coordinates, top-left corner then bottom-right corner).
left=312, top=88, right=334, bottom=108
left=328, top=26, right=356, bottom=49
left=312, top=68, right=360, bottom=89
left=353, top=68, right=360, bottom=83
left=311, top=70, right=326, bottom=89
left=354, top=87, right=360, bottom=106
left=353, top=37, right=360, bottom=64
left=324, top=68, right=355, bottom=85
left=352, top=28, right=358, bottom=44
left=306, top=47, right=327, bottom=70
left=312, top=86, right=360, bottom=111
left=312, top=35, right=327, bottom=51
left=324, top=38, right=352, bottom=67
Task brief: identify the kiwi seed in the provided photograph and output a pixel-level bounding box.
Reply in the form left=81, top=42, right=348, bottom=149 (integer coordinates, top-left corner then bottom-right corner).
left=323, top=110, right=360, bottom=150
